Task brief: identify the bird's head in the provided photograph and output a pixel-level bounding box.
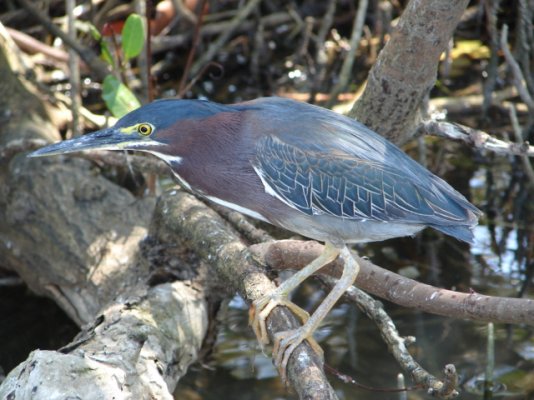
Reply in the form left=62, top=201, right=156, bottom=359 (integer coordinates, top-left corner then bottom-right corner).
left=29, top=99, right=234, bottom=159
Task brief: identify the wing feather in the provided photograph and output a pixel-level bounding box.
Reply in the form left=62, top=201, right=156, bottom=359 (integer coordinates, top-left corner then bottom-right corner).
left=252, top=135, right=470, bottom=225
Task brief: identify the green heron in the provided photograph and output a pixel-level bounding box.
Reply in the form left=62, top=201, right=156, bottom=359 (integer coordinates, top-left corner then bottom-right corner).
left=30, top=97, right=481, bottom=379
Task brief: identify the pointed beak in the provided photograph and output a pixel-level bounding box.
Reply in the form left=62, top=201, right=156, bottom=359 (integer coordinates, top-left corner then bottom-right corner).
left=29, top=128, right=135, bottom=158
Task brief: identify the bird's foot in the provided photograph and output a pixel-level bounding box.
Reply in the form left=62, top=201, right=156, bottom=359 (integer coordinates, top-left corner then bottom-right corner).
left=273, top=326, right=324, bottom=383
left=249, top=295, right=310, bottom=346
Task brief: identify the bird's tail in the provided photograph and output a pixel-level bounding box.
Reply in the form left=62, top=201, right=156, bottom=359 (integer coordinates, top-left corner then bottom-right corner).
left=429, top=223, right=477, bottom=244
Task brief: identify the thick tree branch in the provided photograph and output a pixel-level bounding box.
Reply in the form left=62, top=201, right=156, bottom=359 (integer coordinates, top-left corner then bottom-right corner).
left=152, top=190, right=338, bottom=399
left=0, top=26, right=207, bottom=399
left=350, top=0, right=470, bottom=144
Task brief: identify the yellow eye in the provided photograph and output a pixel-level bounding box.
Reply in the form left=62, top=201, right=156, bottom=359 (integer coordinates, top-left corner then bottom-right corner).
left=137, top=123, right=153, bottom=136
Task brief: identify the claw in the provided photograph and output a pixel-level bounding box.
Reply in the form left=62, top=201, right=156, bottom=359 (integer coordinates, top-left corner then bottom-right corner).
left=272, top=328, right=324, bottom=383
left=249, top=295, right=310, bottom=345
left=248, top=243, right=356, bottom=384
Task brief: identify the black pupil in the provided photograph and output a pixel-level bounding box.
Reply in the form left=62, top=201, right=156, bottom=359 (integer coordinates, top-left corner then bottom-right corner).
left=140, top=125, right=148, bottom=133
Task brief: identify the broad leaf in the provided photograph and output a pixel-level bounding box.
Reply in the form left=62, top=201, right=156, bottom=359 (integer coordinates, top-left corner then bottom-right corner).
left=122, top=14, right=145, bottom=60
left=102, top=75, right=140, bottom=118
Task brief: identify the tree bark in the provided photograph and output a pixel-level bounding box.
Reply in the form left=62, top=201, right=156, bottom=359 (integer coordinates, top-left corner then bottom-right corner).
left=152, top=190, right=338, bottom=399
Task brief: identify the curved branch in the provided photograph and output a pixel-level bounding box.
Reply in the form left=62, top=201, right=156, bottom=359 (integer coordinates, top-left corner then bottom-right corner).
left=249, top=240, right=534, bottom=326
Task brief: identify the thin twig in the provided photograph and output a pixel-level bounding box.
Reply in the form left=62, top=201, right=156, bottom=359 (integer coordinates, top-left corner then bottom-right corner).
left=516, top=0, right=534, bottom=95
left=151, top=11, right=293, bottom=53
left=66, top=0, right=81, bottom=137
left=134, top=0, right=150, bottom=103
left=375, top=1, right=393, bottom=59
left=145, top=0, right=154, bottom=101
left=481, top=0, right=501, bottom=118
left=178, top=0, right=208, bottom=96
left=430, top=86, right=528, bottom=114
left=189, top=0, right=263, bottom=77
left=296, top=16, right=314, bottom=59
left=321, top=276, right=459, bottom=398
left=178, top=62, right=223, bottom=96
left=6, top=27, right=70, bottom=65
left=508, top=105, right=534, bottom=187
left=483, top=323, right=495, bottom=396
left=308, top=0, right=337, bottom=103
left=500, top=24, right=534, bottom=111
left=18, top=0, right=109, bottom=80
left=53, top=91, right=113, bottom=128
left=326, top=0, right=368, bottom=108
left=316, top=0, right=337, bottom=47
left=420, top=120, right=534, bottom=157
left=250, top=9, right=264, bottom=86
left=171, top=0, right=197, bottom=25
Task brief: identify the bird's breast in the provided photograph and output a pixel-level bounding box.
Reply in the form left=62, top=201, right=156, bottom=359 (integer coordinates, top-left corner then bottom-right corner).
left=171, top=156, right=277, bottom=222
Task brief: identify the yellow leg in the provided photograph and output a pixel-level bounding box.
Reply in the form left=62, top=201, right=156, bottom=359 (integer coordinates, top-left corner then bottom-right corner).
left=272, top=245, right=359, bottom=381
left=249, top=242, right=340, bottom=345
left=249, top=298, right=311, bottom=346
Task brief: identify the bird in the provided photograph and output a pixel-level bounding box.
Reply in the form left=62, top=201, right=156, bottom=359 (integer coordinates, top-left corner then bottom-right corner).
left=30, top=96, right=481, bottom=380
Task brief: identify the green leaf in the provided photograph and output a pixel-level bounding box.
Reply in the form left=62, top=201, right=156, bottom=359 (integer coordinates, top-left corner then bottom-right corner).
left=102, top=75, right=141, bottom=118
left=122, top=14, right=145, bottom=60
left=100, top=41, right=114, bottom=66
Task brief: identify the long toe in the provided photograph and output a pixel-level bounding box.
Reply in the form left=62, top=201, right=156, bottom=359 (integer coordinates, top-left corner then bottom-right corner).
left=272, top=328, right=324, bottom=383
left=249, top=297, right=272, bottom=345
left=249, top=296, right=311, bottom=346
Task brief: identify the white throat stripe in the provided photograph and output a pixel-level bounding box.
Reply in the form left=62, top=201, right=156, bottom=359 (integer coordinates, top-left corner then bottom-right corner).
left=145, top=150, right=183, bottom=165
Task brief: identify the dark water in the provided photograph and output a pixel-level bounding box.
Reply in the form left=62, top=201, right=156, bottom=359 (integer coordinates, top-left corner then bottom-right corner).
left=0, top=283, right=78, bottom=378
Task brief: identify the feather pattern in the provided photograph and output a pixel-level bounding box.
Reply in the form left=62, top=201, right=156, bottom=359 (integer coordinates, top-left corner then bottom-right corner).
left=246, top=97, right=481, bottom=242
left=254, top=135, right=470, bottom=225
